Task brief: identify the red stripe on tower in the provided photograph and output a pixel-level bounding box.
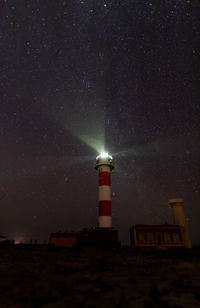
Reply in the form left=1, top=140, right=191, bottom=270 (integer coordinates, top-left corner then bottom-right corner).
left=99, top=172, right=111, bottom=186
left=99, top=200, right=112, bottom=216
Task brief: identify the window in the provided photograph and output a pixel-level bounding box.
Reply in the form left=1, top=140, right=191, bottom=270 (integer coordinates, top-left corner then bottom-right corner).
left=155, top=233, right=162, bottom=245
left=147, top=232, right=154, bottom=243
left=138, top=233, right=146, bottom=244
left=172, top=233, right=180, bottom=244
left=164, top=233, right=172, bottom=244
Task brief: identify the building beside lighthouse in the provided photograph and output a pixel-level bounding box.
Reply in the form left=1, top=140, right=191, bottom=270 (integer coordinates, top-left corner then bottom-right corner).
left=130, top=198, right=192, bottom=249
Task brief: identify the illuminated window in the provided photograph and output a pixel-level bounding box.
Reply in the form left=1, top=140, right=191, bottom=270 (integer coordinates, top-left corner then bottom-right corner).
left=172, top=233, right=180, bottom=243
left=147, top=233, right=154, bottom=243
left=164, top=233, right=172, bottom=243
left=138, top=233, right=146, bottom=243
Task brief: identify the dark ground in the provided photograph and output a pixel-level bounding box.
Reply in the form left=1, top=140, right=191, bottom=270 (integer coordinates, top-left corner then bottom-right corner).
left=0, top=246, right=200, bottom=308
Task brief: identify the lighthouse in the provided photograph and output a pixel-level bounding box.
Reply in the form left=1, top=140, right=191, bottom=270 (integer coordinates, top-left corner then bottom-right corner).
left=95, top=152, right=114, bottom=228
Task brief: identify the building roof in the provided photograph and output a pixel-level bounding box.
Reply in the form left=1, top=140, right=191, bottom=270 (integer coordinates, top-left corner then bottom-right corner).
left=130, top=224, right=182, bottom=230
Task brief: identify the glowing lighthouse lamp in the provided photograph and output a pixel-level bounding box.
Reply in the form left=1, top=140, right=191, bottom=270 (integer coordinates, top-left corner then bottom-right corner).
left=95, top=152, right=114, bottom=228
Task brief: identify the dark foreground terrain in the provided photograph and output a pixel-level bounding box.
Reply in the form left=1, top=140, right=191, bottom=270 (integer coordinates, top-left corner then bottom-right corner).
left=0, top=246, right=200, bottom=308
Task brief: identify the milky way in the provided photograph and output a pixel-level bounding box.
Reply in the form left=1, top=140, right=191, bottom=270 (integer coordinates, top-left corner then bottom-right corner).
left=0, top=0, right=199, bottom=244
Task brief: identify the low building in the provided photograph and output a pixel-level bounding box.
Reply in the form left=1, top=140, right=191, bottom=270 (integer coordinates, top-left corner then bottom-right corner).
left=49, top=233, right=77, bottom=248
left=130, top=224, right=185, bottom=249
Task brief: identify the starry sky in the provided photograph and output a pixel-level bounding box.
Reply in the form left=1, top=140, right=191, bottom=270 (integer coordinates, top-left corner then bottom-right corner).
left=0, top=0, right=199, bottom=244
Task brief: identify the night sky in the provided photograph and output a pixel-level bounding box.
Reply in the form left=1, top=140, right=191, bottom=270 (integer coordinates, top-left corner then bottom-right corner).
left=1, top=0, right=199, bottom=244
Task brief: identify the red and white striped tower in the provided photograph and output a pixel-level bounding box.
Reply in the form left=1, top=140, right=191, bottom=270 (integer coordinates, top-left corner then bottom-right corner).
left=95, top=153, right=114, bottom=228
